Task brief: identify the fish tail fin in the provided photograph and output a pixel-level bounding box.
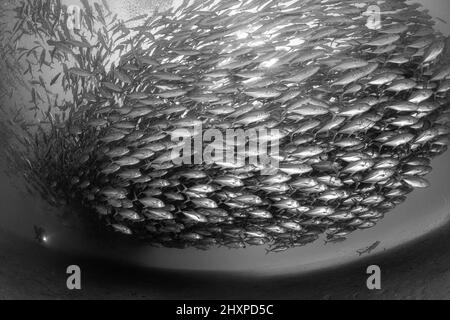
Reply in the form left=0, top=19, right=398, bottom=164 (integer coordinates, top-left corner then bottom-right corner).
left=105, top=217, right=113, bottom=227
left=182, top=190, right=191, bottom=204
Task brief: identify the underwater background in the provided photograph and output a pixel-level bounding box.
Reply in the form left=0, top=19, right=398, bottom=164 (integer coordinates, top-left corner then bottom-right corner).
left=1, top=0, right=450, bottom=299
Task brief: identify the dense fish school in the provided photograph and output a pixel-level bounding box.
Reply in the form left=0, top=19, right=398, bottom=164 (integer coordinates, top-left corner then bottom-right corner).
left=1, top=0, right=450, bottom=252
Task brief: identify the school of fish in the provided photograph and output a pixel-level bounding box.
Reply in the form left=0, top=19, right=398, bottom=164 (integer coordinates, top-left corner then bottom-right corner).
left=1, top=0, right=450, bottom=253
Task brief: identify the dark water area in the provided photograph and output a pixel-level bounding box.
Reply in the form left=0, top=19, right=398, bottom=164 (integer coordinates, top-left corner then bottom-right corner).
left=1, top=0, right=450, bottom=299
left=2, top=218, right=450, bottom=299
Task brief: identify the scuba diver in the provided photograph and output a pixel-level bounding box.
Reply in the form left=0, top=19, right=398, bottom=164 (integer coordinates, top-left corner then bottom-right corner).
left=33, top=225, right=46, bottom=244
